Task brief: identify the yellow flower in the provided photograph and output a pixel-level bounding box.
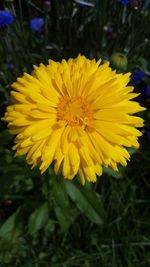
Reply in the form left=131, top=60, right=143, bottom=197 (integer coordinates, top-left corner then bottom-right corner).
left=3, top=55, right=145, bottom=184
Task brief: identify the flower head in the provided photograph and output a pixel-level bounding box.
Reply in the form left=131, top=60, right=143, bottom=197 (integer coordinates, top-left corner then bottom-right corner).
left=119, top=0, right=129, bottom=6
left=0, top=10, right=14, bottom=28
left=144, top=125, right=150, bottom=141
left=30, top=17, right=44, bottom=32
left=144, top=85, right=150, bottom=97
left=131, top=69, right=145, bottom=83
left=7, top=63, right=15, bottom=70
left=3, top=55, right=145, bottom=184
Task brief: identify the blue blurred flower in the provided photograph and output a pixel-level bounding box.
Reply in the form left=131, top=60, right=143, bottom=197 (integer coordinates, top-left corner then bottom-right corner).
left=7, top=63, right=15, bottom=70
left=119, top=0, right=129, bottom=6
left=30, top=17, right=45, bottom=32
left=0, top=10, right=14, bottom=28
left=144, top=85, right=150, bottom=97
left=145, top=125, right=150, bottom=141
left=146, top=131, right=150, bottom=141
left=131, top=69, right=145, bottom=83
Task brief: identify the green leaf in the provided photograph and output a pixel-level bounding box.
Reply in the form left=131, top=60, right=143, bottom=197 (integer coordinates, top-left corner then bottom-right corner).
left=52, top=175, right=79, bottom=230
left=54, top=206, right=72, bottom=231
left=65, top=181, right=103, bottom=225
left=28, top=202, right=49, bottom=235
left=103, top=167, right=124, bottom=179
left=0, top=208, right=22, bottom=259
left=0, top=208, right=20, bottom=238
left=52, top=175, right=70, bottom=211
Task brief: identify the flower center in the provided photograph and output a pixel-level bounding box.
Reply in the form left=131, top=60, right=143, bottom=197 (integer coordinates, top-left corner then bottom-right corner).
left=57, top=96, right=93, bottom=127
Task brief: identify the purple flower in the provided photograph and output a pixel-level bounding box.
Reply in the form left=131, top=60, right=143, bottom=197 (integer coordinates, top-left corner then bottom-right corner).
left=145, top=125, right=150, bottom=141
left=0, top=10, right=14, bottom=28
left=7, top=63, right=15, bottom=70
left=131, top=69, right=145, bottom=83
left=30, top=17, right=45, bottom=32
left=119, top=0, right=129, bottom=6
left=144, top=85, right=150, bottom=97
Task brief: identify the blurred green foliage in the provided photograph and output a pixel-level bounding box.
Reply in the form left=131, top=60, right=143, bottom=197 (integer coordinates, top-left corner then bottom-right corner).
left=0, top=0, right=150, bottom=266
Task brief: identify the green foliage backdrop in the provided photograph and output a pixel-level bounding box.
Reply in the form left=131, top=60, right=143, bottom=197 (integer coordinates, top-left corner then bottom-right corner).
left=0, top=0, right=150, bottom=266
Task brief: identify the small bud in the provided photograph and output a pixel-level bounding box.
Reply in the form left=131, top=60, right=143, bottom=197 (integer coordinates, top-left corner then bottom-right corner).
left=110, top=53, right=128, bottom=72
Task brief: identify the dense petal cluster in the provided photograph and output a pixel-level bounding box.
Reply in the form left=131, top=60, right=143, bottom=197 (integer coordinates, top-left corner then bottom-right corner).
left=3, top=55, right=145, bottom=184
left=0, top=10, right=14, bottom=28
